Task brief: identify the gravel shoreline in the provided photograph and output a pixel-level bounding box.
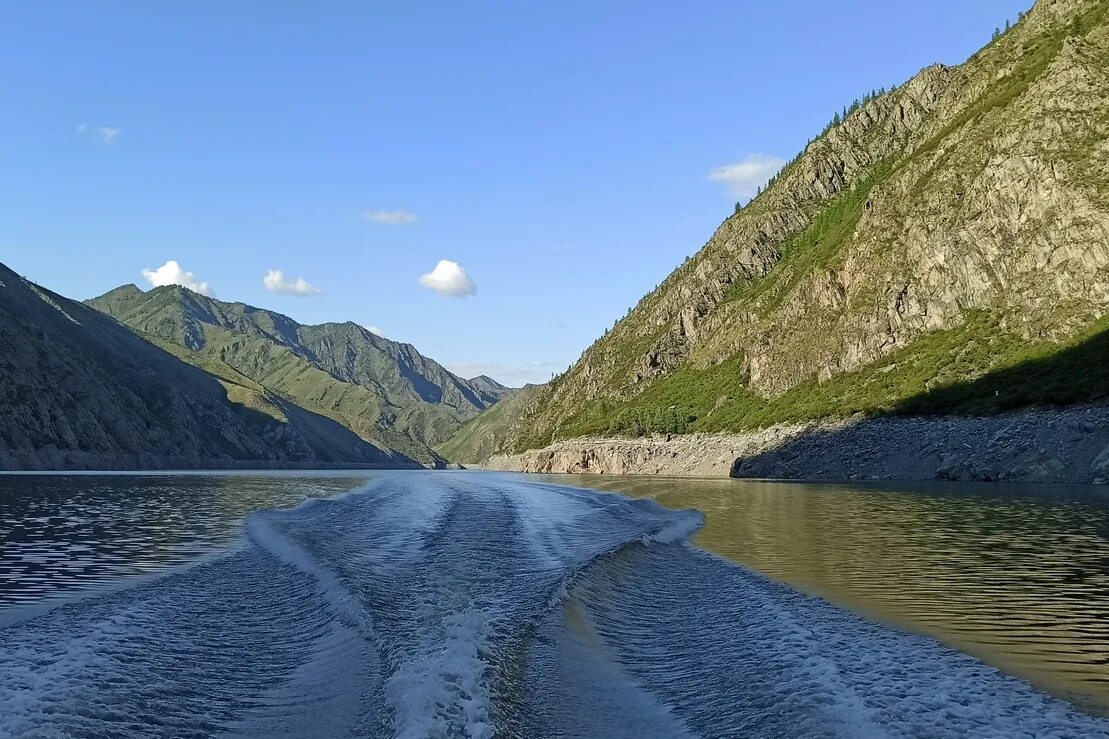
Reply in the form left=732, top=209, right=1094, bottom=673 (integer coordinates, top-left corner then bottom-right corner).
left=483, top=405, right=1109, bottom=484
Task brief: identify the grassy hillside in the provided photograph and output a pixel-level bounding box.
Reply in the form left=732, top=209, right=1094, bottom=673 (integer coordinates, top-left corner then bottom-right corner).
left=89, top=285, right=512, bottom=465
left=523, top=313, right=1109, bottom=445
left=436, top=385, right=541, bottom=463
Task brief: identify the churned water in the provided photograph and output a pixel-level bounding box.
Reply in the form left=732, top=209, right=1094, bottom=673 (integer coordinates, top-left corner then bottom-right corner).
left=1, top=471, right=1107, bottom=737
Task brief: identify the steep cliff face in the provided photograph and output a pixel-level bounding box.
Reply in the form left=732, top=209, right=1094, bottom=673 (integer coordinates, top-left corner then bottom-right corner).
left=505, top=0, right=1109, bottom=452
left=89, top=285, right=513, bottom=465
left=0, top=263, right=414, bottom=470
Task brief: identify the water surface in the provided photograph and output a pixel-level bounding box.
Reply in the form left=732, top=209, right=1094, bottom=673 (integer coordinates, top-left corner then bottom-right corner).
left=540, top=474, right=1109, bottom=714
left=0, top=471, right=375, bottom=606
left=1, top=471, right=1107, bottom=737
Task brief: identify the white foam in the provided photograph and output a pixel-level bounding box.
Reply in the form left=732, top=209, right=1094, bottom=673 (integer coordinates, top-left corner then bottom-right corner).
left=646, top=508, right=705, bottom=544
left=385, top=608, right=495, bottom=739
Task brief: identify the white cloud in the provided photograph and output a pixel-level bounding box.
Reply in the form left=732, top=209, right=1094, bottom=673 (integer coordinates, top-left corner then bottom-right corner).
left=418, top=259, right=476, bottom=298
left=361, top=209, right=417, bottom=224
left=141, top=260, right=213, bottom=296
left=362, top=324, right=384, bottom=336
left=78, top=124, right=121, bottom=145
left=263, top=269, right=321, bottom=297
left=446, top=361, right=560, bottom=387
left=708, top=154, right=785, bottom=198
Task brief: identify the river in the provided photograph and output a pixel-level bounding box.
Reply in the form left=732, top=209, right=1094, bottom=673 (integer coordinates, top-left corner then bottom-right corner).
left=0, top=471, right=1106, bottom=737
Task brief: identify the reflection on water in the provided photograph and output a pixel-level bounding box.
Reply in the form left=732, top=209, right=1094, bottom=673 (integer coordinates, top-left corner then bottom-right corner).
left=4, top=470, right=1108, bottom=718
left=7, top=473, right=1106, bottom=737
left=0, top=472, right=374, bottom=607
left=537, top=474, right=1109, bottom=714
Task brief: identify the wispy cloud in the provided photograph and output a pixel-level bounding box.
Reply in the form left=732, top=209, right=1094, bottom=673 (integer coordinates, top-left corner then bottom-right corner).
left=78, top=124, right=121, bottom=145
left=446, top=361, right=560, bottom=387
left=263, top=269, right=321, bottom=297
left=361, top=209, right=417, bottom=224
left=708, top=154, right=785, bottom=198
left=418, top=259, right=476, bottom=298
left=141, top=260, right=213, bottom=296
left=97, top=127, right=121, bottom=145
left=551, top=243, right=577, bottom=252
left=362, top=324, right=384, bottom=336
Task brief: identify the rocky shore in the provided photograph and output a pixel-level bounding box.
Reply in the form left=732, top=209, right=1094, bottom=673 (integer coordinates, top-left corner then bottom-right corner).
left=483, top=405, right=1109, bottom=484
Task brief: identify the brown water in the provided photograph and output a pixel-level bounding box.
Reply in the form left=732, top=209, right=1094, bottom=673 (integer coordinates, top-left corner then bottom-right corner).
left=535, top=474, right=1109, bottom=714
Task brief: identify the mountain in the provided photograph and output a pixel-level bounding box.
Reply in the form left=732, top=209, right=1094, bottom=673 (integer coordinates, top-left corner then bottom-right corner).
left=0, top=262, right=415, bottom=470
left=466, top=375, right=513, bottom=399
left=435, top=384, right=541, bottom=463
left=88, top=284, right=513, bottom=465
left=497, top=0, right=1109, bottom=454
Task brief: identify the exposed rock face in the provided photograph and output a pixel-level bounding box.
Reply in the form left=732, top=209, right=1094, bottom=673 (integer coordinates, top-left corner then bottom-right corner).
left=485, top=435, right=766, bottom=478
left=486, top=405, right=1109, bottom=485
left=0, top=262, right=417, bottom=471
left=504, top=0, right=1109, bottom=452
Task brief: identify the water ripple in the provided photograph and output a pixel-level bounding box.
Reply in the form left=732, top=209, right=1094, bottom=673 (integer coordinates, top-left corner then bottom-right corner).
left=551, top=475, right=1109, bottom=715
left=1, top=472, right=1107, bottom=737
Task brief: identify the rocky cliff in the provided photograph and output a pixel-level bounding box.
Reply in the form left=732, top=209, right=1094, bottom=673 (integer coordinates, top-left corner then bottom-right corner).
left=497, top=0, right=1109, bottom=456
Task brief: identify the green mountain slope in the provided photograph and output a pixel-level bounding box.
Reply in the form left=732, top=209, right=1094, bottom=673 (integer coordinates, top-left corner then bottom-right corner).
left=0, top=262, right=414, bottom=469
left=88, top=284, right=512, bottom=465
left=501, top=0, right=1109, bottom=453
left=435, top=384, right=542, bottom=463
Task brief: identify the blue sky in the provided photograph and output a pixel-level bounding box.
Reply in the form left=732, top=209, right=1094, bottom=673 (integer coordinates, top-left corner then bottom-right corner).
left=1, top=0, right=1029, bottom=385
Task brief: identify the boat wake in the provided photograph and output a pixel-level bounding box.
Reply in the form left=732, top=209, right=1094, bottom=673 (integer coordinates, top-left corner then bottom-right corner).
left=1, top=473, right=1106, bottom=738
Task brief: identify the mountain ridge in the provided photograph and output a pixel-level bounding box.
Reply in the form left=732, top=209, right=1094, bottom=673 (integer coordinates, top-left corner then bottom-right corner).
left=87, top=284, right=514, bottom=465
left=0, top=261, right=418, bottom=470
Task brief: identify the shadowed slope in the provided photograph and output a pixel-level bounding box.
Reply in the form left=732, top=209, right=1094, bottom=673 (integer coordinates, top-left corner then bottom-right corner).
left=0, top=263, right=414, bottom=470
left=730, top=321, right=1109, bottom=482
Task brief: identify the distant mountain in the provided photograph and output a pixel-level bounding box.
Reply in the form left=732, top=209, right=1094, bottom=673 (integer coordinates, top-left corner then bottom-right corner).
left=0, top=262, right=415, bottom=470
left=465, top=375, right=513, bottom=399
left=496, top=0, right=1109, bottom=454
left=435, top=384, right=541, bottom=464
left=88, top=284, right=513, bottom=465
